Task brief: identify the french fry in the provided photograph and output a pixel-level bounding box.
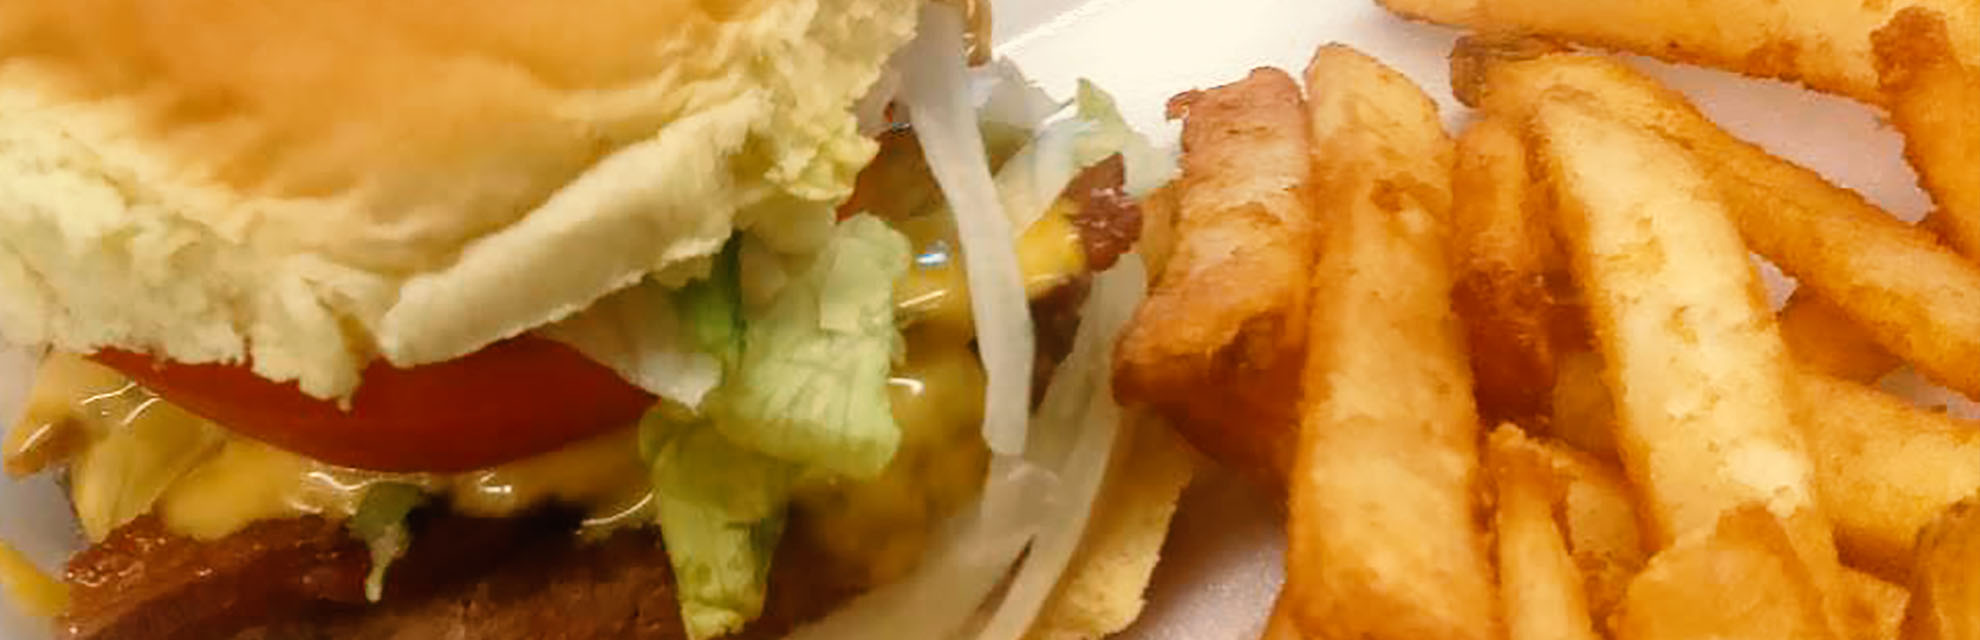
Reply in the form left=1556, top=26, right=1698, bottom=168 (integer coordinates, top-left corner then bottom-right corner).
left=1612, top=506, right=1838, bottom=640
left=1529, top=94, right=1851, bottom=635
left=1285, top=45, right=1498, bottom=640
left=1529, top=419, right=1645, bottom=624
left=1381, top=0, right=1979, bottom=104
left=1795, top=371, right=1980, bottom=580
left=1263, top=597, right=1304, bottom=640
left=1548, top=349, right=1617, bottom=460
left=1873, top=8, right=1980, bottom=261
left=1113, top=68, right=1313, bottom=484
left=1779, top=292, right=1903, bottom=384
left=1528, top=354, right=1980, bottom=584
left=1489, top=425, right=1603, bottom=640
left=1134, top=182, right=1181, bottom=282
left=1842, top=567, right=1909, bottom=640
left=1450, top=117, right=1566, bottom=422
left=1459, top=41, right=1980, bottom=408
left=1903, top=496, right=1980, bottom=640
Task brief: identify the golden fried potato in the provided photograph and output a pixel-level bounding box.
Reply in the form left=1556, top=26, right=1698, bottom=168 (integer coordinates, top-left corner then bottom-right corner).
left=1795, top=371, right=1980, bottom=581
left=1531, top=93, right=1837, bottom=569
left=1874, top=9, right=1980, bottom=261
left=1547, top=349, right=1617, bottom=460
left=1779, top=292, right=1903, bottom=384
left=1904, top=496, right=1980, bottom=640
left=1842, top=567, right=1909, bottom=640
left=1459, top=40, right=1980, bottom=407
left=1612, top=506, right=1839, bottom=640
left=1263, top=597, right=1303, bottom=640
left=1134, top=182, right=1181, bottom=282
left=1284, top=44, right=1498, bottom=640
left=1530, top=357, right=1980, bottom=584
left=1383, top=0, right=1978, bottom=104
left=1114, top=68, right=1314, bottom=485
left=1527, top=422, right=1644, bottom=624
left=1489, top=425, right=1603, bottom=640
left=1450, top=116, right=1570, bottom=422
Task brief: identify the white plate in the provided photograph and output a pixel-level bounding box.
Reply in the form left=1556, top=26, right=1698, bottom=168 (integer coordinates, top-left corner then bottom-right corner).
left=0, top=0, right=1929, bottom=638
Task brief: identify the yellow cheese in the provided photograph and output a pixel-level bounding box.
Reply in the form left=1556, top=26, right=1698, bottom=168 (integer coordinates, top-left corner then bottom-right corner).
left=3, top=354, right=126, bottom=476
left=895, top=199, right=1089, bottom=337
left=794, top=327, right=990, bottom=585
left=0, top=542, right=65, bottom=620
left=9, top=354, right=658, bottom=542
left=70, top=397, right=225, bottom=541
left=8, top=336, right=996, bottom=563
left=154, top=438, right=401, bottom=541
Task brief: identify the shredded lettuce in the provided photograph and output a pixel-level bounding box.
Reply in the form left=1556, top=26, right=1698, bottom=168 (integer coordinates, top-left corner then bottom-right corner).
left=642, top=214, right=912, bottom=638
left=713, top=214, right=911, bottom=479
left=678, top=240, right=748, bottom=368
left=645, top=413, right=794, bottom=640
left=1070, top=80, right=1173, bottom=196
left=347, top=482, right=429, bottom=603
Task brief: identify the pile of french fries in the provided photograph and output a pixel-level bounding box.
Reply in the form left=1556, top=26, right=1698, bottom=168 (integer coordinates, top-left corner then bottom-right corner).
left=1114, top=2, right=1980, bottom=638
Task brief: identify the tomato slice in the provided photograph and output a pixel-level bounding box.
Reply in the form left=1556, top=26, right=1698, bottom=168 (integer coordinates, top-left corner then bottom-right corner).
left=92, top=337, right=656, bottom=473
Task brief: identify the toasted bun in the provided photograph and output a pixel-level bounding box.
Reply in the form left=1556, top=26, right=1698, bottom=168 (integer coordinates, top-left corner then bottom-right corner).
left=0, top=0, right=916, bottom=398
left=1028, top=410, right=1198, bottom=639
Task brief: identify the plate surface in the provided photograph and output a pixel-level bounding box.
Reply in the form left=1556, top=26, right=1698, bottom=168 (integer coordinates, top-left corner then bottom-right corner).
left=0, top=0, right=1930, bottom=638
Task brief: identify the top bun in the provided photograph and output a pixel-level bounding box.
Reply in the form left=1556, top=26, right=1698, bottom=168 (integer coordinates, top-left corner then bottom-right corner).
left=0, top=0, right=917, bottom=398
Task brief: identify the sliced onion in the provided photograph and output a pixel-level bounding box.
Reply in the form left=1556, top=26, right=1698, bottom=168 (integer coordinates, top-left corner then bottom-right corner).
left=971, top=59, right=1062, bottom=130
left=788, top=257, right=1147, bottom=640
left=783, top=456, right=1055, bottom=640
left=896, top=3, right=1034, bottom=457
left=976, top=255, right=1147, bottom=640
left=993, top=118, right=1089, bottom=233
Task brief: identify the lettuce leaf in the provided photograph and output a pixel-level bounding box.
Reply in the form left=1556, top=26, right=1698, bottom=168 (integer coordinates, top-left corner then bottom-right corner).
left=644, top=414, right=794, bottom=640
left=347, top=482, right=429, bottom=603
left=714, top=214, right=910, bottom=479
left=677, top=240, right=747, bottom=369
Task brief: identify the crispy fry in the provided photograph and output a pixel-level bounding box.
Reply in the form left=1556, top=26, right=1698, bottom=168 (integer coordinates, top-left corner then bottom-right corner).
left=1460, top=41, right=1980, bottom=406
left=1524, top=355, right=1980, bottom=584
left=1531, top=92, right=1837, bottom=564
left=1450, top=116, right=1568, bottom=421
left=1526, top=419, right=1645, bottom=623
left=1612, top=506, right=1839, bottom=640
left=1383, top=0, right=1979, bottom=104
left=1263, top=596, right=1304, bottom=640
left=1903, top=496, right=1980, bottom=640
left=1134, top=183, right=1180, bottom=282
left=1779, top=292, right=1902, bottom=384
left=1795, top=371, right=1980, bottom=581
left=1874, top=9, right=1980, bottom=261
left=1285, top=45, right=1498, bottom=640
left=1113, top=68, right=1313, bottom=484
left=1489, top=425, right=1603, bottom=640
left=1548, top=349, right=1617, bottom=460
left=1842, top=567, right=1909, bottom=640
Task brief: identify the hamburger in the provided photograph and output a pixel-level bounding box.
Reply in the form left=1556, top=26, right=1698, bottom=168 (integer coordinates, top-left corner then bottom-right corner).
left=0, top=2, right=1191, bottom=639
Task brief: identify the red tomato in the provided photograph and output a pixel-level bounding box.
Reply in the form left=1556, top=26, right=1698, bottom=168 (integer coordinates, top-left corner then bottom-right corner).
left=93, top=337, right=656, bottom=473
